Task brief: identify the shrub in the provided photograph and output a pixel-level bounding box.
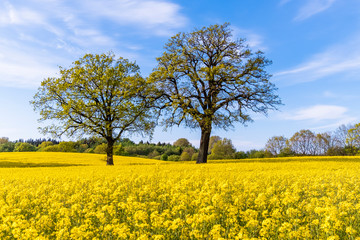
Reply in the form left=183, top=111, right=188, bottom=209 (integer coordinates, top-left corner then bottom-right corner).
left=160, top=154, right=168, bottom=161
left=37, top=141, right=54, bottom=150
left=94, top=143, right=107, bottom=154
left=168, top=155, right=180, bottom=161
left=0, top=142, right=15, bottom=152
left=14, top=142, right=37, bottom=152
left=84, top=148, right=94, bottom=153
left=42, top=145, right=61, bottom=152
left=191, top=153, right=198, bottom=161
left=114, top=144, right=127, bottom=156
left=148, top=150, right=160, bottom=159
left=58, top=142, right=77, bottom=152
left=180, top=152, right=191, bottom=161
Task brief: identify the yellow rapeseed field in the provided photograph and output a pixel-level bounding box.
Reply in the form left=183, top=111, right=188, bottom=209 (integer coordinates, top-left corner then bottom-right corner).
left=1, top=153, right=360, bottom=239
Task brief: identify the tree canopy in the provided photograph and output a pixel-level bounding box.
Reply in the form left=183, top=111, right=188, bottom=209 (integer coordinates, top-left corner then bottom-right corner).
left=31, top=53, right=156, bottom=165
left=150, top=23, right=281, bottom=163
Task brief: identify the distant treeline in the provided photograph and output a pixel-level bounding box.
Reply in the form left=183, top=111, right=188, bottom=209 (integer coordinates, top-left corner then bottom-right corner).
left=264, top=123, right=360, bottom=157
left=0, top=136, right=266, bottom=161
left=3, top=123, right=358, bottom=160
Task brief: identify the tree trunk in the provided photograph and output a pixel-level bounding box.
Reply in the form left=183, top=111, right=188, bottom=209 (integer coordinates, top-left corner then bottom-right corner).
left=197, top=126, right=212, bottom=164
left=106, top=138, right=114, bottom=165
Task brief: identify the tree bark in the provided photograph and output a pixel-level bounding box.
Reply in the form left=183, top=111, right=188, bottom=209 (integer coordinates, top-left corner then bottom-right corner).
left=106, top=138, right=114, bottom=165
left=197, top=127, right=212, bottom=164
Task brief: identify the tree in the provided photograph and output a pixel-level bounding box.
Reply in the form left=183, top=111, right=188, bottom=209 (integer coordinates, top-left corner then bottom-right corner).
left=32, top=53, right=156, bottom=165
left=14, top=142, right=36, bottom=152
left=150, top=23, right=281, bottom=163
left=314, top=132, right=331, bottom=155
left=347, top=123, right=360, bottom=148
left=173, top=138, right=191, bottom=147
left=209, top=138, right=236, bottom=159
left=0, top=137, right=9, bottom=144
left=265, top=136, right=287, bottom=156
left=0, top=142, right=15, bottom=152
left=180, top=151, right=191, bottom=161
left=208, top=136, right=221, bottom=154
left=333, top=124, right=354, bottom=148
left=288, top=129, right=316, bottom=155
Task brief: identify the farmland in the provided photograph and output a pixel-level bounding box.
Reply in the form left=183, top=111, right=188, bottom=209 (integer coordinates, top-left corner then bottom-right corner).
left=1, top=153, right=360, bottom=239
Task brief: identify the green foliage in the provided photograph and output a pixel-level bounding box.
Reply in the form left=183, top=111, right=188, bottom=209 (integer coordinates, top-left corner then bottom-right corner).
left=173, top=138, right=191, bottom=147
left=114, top=144, right=126, bottom=156
left=180, top=152, right=191, bottom=161
left=234, top=151, right=247, bottom=159
left=347, top=123, right=360, bottom=148
left=326, top=146, right=347, bottom=156
left=58, top=142, right=77, bottom=152
left=150, top=23, right=281, bottom=163
left=148, top=150, right=160, bottom=158
left=160, top=154, right=168, bottom=161
left=37, top=141, right=54, bottom=150
left=0, top=142, right=15, bottom=152
left=94, top=143, right=107, bottom=154
left=43, top=145, right=62, bottom=152
left=209, top=138, right=236, bottom=159
left=191, top=153, right=199, bottom=161
left=168, top=155, right=180, bottom=162
left=14, top=142, right=37, bottom=152
left=31, top=53, right=157, bottom=165
left=208, top=136, right=221, bottom=154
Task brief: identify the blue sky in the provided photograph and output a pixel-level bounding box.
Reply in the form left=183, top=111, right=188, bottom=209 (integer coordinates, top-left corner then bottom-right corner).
left=1, top=0, right=360, bottom=150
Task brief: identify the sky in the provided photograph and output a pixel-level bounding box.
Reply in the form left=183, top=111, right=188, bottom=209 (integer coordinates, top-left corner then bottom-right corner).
left=1, top=0, right=360, bottom=151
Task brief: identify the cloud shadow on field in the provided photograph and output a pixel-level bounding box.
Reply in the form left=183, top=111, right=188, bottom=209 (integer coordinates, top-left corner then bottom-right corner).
left=0, top=161, right=87, bottom=168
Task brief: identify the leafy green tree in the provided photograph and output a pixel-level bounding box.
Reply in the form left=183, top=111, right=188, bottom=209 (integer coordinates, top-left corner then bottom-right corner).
left=0, top=142, right=15, bottom=152
left=209, top=138, right=236, bottom=159
left=173, top=138, right=191, bottom=147
left=346, top=123, right=360, bottom=148
left=94, top=143, right=107, bottom=154
left=168, top=155, right=180, bottom=161
left=32, top=53, right=156, bottom=165
left=160, top=154, right=168, bottom=161
left=37, top=141, right=54, bottom=150
left=150, top=23, right=281, bottom=163
left=208, top=136, right=221, bottom=154
left=14, top=142, right=36, bottom=152
left=180, top=151, right=191, bottom=161
left=58, top=142, right=77, bottom=152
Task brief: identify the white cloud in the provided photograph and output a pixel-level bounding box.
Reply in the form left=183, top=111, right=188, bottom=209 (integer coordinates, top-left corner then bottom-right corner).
left=284, top=105, right=348, bottom=121
left=80, top=0, right=187, bottom=36
left=231, top=26, right=267, bottom=51
left=294, top=0, right=336, bottom=21
left=0, top=1, right=45, bottom=26
left=0, top=0, right=188, bottom=88
left=274, top=36, right=360, bottom=84
left=0, top=38, right=64, bottom=88
left=280, top=0, right=337, bottom=21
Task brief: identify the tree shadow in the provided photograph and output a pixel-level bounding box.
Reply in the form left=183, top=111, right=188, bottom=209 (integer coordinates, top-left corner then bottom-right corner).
left=0, top=161, right=87, bottom=168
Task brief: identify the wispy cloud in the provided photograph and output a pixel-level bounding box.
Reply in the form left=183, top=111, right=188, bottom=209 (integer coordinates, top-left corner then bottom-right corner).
left=284, top=105, right=348, bottom=121
left=231, top=26, right=267, bottom=51
left=0, top=0, right=188, bottom=88
left=280, top=0, right=337, bottom=21
left=79, top=0, right=187, bottom=36
left=282, top=104, right=357, bottom=131
left=274, top=36, right=360, bottom=84
left=295, top=0, right=336, bottom=21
